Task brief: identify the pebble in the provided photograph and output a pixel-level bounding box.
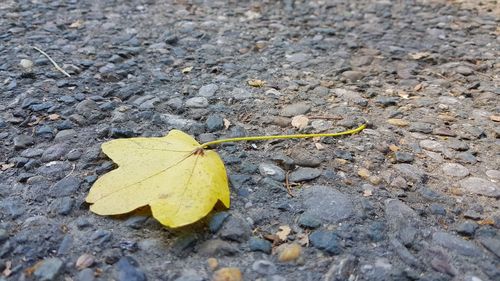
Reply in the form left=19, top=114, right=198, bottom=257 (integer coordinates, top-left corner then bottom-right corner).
left=393, top=151, right=414, bottom=163
left=289, top=167, right=321, bottom=182
left=298, top=213, right=321, bottom=229
left=419, top=140, right=443, bottom=152
left=455, top=152, right=477, bottom=164
left=209, top=212, right=230, bottom=233
left=19, top=59, right=34, bottom=71
left=251, top=260, right=276, bottom=275
left=280, top=102, right=311, bottom=117
left=456, top=221, right=478, bottom=237
left=393, top=164, right=425, bottom=183
left=34, top=258, right=64, bottom=281
left=309, top=230, right=343, bottom=255
left=277, top=243, right=302, bottom=262
left=384, top=199, right=419, bottom=246
left=0, top=229, right=8, bottom=242
left=301, top=186, right=353, bottom=224
left=50, top=176, right=81, bottom=197
left=185, top=97, right=209, bottom=108
left=290, top=150, right=323, bottom=167
left=258, top=163, right=286, bottom=181
left=248, top=237, right=272, bottom=254
left=387, top=118, right=409, bottom=127
left=285, top=53, right=310, bottom=63
left=77, top=268, right=95, bottom=281
left=219, top=216, right=251, bottom=242
left=459, top=177, right=499, bottom=198
left=206, top=115, right=224, bottom=132
left=54, top=129, right=77, bottom=142
left=199, top=84, right=218, bottom=97
left=432, top=231, right=483, bottom=257
left=485, top=170, right=500, bottom=180
left=409, top=122, right=433, bottom=134
left=342, top=70, right=364, bottom=81
left=115, top=257, right=147, bottom=281
left=41, top=144, right=68, bottom=162
left=441, top=163, right=469, bottom=178
left=13, top=135, right=35, bottom=149
left=198, top=239, right=239, bottom=257
left=212, top=267, right=242, bottom=281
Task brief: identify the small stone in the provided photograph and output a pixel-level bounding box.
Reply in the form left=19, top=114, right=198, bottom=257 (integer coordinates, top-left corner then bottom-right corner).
left=33, top=258, right=64, bottom=281
left=277, top=243, right=302, bottom=262
left=198, top=239, right=239, bottom=257
left=456, top=221, right=478, bottom=237
left=50, top=176, right=81, bottom=197
left=41, top=144, right=68, bottom=162
left=459, top=177, right=499, bottom=198
left=432, top=232, right=483, bottom=257
left=76, top=254, right=95, bottom=270
left=209, top=212, right=230, bottom=233
left=286, top=53, right=310, bottom=63
left=20, top=59, right=34, bottom=71
left=298, top=213, right=321, bottom=229
left=358, top=168, right=371, bottom=179
left=409, top=122, right=433, bottom=134
left=375, top=97, right=398, bottom=107
left=387, top=119, right=409, bottom=127
left=13, top=135, right=35, bottom=149
left=310, top=230, right=343, bottom=255
left=0, top=229, right=8, bottom=242
left=206, top=115, right=224, bottom=132
left=429, top=204, right=446, bottom=216
left=185, top=97, right=209, bottom=108
left=77, top=268, right=95, bottom=281
left=486, top=170, right=500, bottom=180
left=289, top=167, right=321, bottom=182
left=419, top=140, right=443, bottom=152
left=280, top=102, right=311, bottom=117
left=248, top=237, right=272, bottom=254
left=258, top=163, right=286, bottom=181
left=394, top=152, right=414, bottom=163
left=342, top=70, right=364, bottom=81
left=455, top=152, right=477, bottom=164
left=291, top=150, right=323, bottom=167
left=212, top=267, right=242, bottom=281
left=301, top=186, right=353, bottom=224
left=252, top=260, right=276, bottom=275
left=393, top=164, right=425, bottom=183
left=442, top=163, right=469, bottom=178
left=115, top=257, right=147, bottom=281
left=207, top=258, right=219, bottom=271
left=455, top=66, right=474, bottom=76
left=199, top=84, right=218, bottom=97
left=219, top=216, right=251, bottom=242
left=55, top=129, right=77, bottom=142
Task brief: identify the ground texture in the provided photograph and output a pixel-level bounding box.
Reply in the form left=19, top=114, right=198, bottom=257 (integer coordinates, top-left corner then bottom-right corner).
left=0, top=0, right=499, bottom=280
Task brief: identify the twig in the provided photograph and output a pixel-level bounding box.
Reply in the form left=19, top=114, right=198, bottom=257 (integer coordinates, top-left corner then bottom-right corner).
left=32, top=46, right=71, bottom=78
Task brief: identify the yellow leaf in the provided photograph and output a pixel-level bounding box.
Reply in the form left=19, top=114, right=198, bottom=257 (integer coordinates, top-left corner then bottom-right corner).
left=247, top=79, right=265, bottom=87
left=85, top=130, right=230, bottom=228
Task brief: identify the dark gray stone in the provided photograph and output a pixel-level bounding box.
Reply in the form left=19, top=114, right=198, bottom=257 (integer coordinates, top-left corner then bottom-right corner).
left=252, top=260, right=277, bottom=275
left=394, top=152, right=414, bottom=163
left=219, top=216, right=251, bottom=242
left=280, top=102, right=311, bottom=117
left=310, top=230, right=343, bottom=255
left=301, top=186, right=354, bottom=224
left=209, top=212, right=230, bottom=233
left=13, top=135, right=34, bottom=149
left=479, top=237, right=500, bottom=258
left=432, top=231, right=483, bottom=257
left=384, top=199, right=420, bottom=246
left=33, top=258, right=64, bottom=281
left=393, top=164, right=425, bottom=183
left=198, top=84, right=218, bottom=97
left=115, top=256, right=147, bottom=281
left=289, top=167, right=321, bottom=182
left=198, top=239, right=238, bottom=257
left=50, top=176, right=81, bottom=197
left=205, top=115, right=224, bottom=132
left=298, top=213, right=322, bottom=229
left=456, top=221, right=478, bottom=237
left=77, top=268, right=95, bottom=281
left=248, top=237, right=272, bottom=254
left=41, top=144, right=68, bottom=162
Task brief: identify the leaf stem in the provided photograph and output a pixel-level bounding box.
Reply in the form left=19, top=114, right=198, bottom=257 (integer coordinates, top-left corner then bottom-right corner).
left=199, top=123, right=366, bottom=148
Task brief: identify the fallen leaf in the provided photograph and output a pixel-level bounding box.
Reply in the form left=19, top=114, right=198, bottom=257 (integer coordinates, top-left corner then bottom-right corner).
left=247, top=79, right=265, bottom=87
left=490, top=115, right=500, bottom=122
left=363, top=189, right=373, bottom=197
left=291, top=115, right=309, bottom=130
left=86, top=130, right=230, bottom=228
left=181, top=66, right=193, bottom=74
left=69, top=20, right=83, bottom=28
left=48, top=114, right=60, bottom=121
left=314, top=142, right=325, bottom=150
left=223, top=118, right=231, bottom=130
left=276, top=225, right=291, bottom=242
left=409, top=52, right=431, bottom=60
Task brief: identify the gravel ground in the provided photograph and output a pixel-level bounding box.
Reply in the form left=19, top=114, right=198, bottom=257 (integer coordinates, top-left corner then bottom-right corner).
left=1, top=0, right=499, bottom=280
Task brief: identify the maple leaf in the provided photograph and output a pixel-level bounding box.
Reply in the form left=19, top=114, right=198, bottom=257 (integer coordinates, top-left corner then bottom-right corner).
left=86, top=130, right=229, bottom=228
